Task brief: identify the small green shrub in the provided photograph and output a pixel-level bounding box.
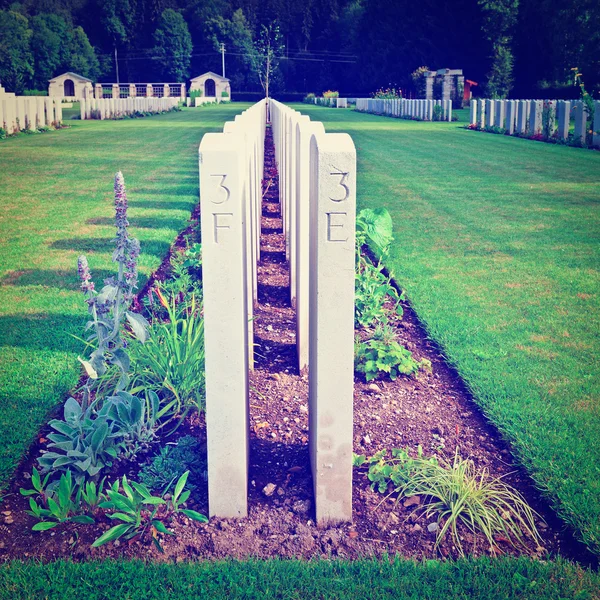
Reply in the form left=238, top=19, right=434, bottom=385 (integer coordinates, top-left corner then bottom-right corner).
left=138, top=435, right=205, bottom=493
left=373, top=87, right=402, bottom=99
left=190, top=89, right=203, bottom=99
left=37, top=392, right=159, bottom=486
left=303, top=93, right=316, bottom=102
left=355, top=260, right=402, bottom=327
left=130, top=292, right=205, bottom=425
left=20, top=469, right=95, bottom=531
left=355, top=338, right=430, bottom=381
left=432, top=105, right=444, bottom=121
left=323, top=90, right=339, bottom=98
left=354, top=448, right=543, bottom=555
left=355, top=208, right=403, bottom=328
left=93, top=471, right=207, bottom=551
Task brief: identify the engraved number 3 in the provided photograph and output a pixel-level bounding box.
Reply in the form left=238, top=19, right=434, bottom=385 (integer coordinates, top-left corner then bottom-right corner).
left=329, top=169, right=350, bottom=202
left=210, top=174, right=230, bottom=204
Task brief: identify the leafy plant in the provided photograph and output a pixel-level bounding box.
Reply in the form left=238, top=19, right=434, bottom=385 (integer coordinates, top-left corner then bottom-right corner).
left=138, top=436, right=204, bottom=493
left=21, top=470, right=94, bottom=531
left=355, top=338, right=430, bottom=381
left=182, top=241, right=202, bottom=272
left=355, top=208, right=403, bottom=328
left=76, top=172, right=149, bottom=398
left=143, top=241, right=202, bottom=321
left=92, top=471, right=207, bottom=551
left=80, top=478, right=107, bottom=513
left=38, top=392, right=159, bottom=486
left=130, top=291, right=205, bottom=425
left=542, top=101, right=556, bottom=139
left=323, top=90, right=339, bottom=98
left=373, top=87, right=402, bottom=99
left=433, top=104, right=444, bottom=121
left=355, top=260, right=403, bottom=328
left=354, top=447, right=543, bottom=555
left=571, top=67, right=595, bottom=132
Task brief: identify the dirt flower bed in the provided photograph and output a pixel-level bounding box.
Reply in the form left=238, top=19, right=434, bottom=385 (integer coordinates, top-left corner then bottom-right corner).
left=0, top=127, right=590, bottom=565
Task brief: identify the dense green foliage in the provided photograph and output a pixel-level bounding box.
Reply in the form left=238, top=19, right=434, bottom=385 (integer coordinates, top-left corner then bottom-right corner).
left=0, top=10, right=33, bottom=93
left=298, top=104, right=600, bottom=554
left=0, top=1, right=598, bottom=97
left=152, top=9, right=193, bottom=81
left=479, top=0, right=519, bottom=97
left=0, top=557, right=598, bottom=599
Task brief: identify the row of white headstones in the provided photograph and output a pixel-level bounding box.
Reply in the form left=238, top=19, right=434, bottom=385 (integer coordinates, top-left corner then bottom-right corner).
left=79, top=96, right=179, bottom=120
left=471, top=98, right=600, bottom=147
left=312, top=97, right=349, bottom=108
left=0, top=86, right=63, bottom=134
left=199, top=99, right=357, bottom=525
left=355, top=98, right=453, bottom=121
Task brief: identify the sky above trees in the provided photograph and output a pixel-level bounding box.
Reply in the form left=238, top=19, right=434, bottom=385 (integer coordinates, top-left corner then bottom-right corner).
left=0, top=0, right=598, bottom=98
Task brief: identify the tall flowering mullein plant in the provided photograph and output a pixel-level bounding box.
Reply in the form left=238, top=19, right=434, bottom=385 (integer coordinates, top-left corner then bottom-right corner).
left=77, top=172, right=149, bottom=400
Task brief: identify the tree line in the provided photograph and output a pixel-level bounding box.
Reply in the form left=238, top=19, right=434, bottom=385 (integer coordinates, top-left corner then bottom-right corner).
left=0, top=0, right=598, bottom=98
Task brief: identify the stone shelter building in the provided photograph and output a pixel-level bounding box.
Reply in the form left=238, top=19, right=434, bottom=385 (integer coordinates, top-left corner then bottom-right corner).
left=48, top=72, right=93, bottom=100
left=189, top=72, right=231, bottom=99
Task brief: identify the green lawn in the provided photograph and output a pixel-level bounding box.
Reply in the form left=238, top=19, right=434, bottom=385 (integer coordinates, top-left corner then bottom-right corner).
left=1, top=557, right=599, bottom=599
left=295, top=104, right=600, bottom=554
left=0, top=104, right=250, bottom=488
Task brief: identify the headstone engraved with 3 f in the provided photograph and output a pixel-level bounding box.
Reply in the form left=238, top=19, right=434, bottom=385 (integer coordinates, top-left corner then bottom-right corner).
left=199, top=132, right=249, bottom=518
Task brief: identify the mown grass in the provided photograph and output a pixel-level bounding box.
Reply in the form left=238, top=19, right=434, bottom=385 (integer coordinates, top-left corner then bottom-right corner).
left=0, top=104, right=250, bottom=488
left=295, top=104, right=600, bottom=554
left=1, top=557, right=598, bottom=600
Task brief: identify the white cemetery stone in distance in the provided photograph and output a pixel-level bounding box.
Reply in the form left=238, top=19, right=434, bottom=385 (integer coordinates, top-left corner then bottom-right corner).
left=497, top=100, right=506, bottom=130
left=295, top=117, right=325, bottom=372
left=16, top=97, right=26, bottom=131
left=80, top=99, right=86, bottom=120
left=308, top=131, right=356, bottom=525
left=516, top=100, right=527, bottom=134
left=55, top=99, right=63, bottom=124
left=486, top=99, right=495, bottom=128
left=593, top=101, right=600, bottom=148
left=505, top=100, right=516, bottom=134
left=470, top=100, right=478, bottom=125
left=524, top=100, right=531, bottom=130
left=44, top=97, right=53, bottom=126
left=446, top=100, right=452, bottom=122
left=546, top=101, right=557, bottom=138
left=23, top=98, right=33, bottom=129
left=478, top=100, right=485, bottom=128
left=529, top=100, right=542, bottom=135
left=37, top=97, right=47, bottom=125
left=199, top=131, right=249, bottom=519
left=573, top=102, right=587, bottom=144
left=6, top=96, right=17, bottom=134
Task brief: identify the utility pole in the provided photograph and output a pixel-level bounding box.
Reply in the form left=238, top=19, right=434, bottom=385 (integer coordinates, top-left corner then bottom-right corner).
left=221, top=43, right=226, bottom=78
left=115, top=47, right=119, bottom=84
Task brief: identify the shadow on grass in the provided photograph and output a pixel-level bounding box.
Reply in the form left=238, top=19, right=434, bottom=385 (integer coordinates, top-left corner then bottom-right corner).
left=0, top=268, right=114, bottom=290
left=127, top=199, right=194, bottom=212
left=86, top=217, right=188, bottom=230
left=0, top=313, right=85, bottom=352
left=49, top=238, right=171, bottom=257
